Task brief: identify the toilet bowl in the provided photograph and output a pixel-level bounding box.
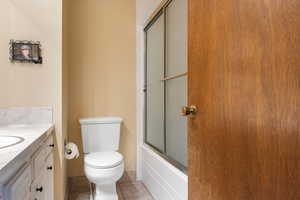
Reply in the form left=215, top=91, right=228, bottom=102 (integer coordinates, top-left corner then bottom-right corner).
left=84, top=151, right=124, bottom=200
left=79, top=117, right=124, bottom=200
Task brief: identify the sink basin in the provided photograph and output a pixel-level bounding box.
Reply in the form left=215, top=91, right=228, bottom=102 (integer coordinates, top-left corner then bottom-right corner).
left=0, top=136, right=24, bottom=149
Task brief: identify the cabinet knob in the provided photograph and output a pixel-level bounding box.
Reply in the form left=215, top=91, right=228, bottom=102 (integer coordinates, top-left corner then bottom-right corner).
left=36, top=186, right=43, bottom=192
left=47, top=166, right=53, bottom=170
left=49, top=144, right=54, bottom=148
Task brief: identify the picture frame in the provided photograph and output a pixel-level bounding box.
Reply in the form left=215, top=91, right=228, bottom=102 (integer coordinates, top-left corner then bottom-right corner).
left=9, top=40, right=43, bottom=64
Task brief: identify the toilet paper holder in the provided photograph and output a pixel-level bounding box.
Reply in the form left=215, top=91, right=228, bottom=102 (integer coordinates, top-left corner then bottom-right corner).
left=66, top=148, right=72, bottom=155
left=64, top=140, right=73, bottom=155
left=64, top=141, right=80, bottom=160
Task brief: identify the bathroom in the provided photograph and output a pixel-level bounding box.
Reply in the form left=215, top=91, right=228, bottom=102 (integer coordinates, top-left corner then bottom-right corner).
left=0, top=0, right=299, bottom=200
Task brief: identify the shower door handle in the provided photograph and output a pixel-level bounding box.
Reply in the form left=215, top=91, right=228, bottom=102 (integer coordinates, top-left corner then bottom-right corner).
left=181, top=105, right=198, bottom=117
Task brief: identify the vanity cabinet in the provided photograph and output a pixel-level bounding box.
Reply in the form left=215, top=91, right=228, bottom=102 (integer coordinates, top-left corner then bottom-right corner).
left=3, top=134, right=54, bottom=200
left=31, top=154, right=54, bottom=200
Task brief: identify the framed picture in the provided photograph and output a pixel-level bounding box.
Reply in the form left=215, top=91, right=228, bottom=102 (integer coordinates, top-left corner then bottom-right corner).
left=9, top=40, right=42, bottom=64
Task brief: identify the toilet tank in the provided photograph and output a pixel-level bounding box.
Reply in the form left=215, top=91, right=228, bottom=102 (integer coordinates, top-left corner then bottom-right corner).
left=79, top=117, right=123, bottom=153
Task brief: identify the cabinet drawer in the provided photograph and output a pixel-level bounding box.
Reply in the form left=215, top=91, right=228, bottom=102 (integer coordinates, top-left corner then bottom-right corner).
left=44, top=136, right=54, bottom=156
left=33, top=147, right=47, bottom=179
left=31, top=171, right=46, bottom=200
left=31, top=154, right=53, bottom=200
left=4, top=165, right=31, bottom=200
left=44, top=154, right=54, bottom=200
left=45, top=154, right=54, bottom=172
left=33, top=135, right=53, bottom=179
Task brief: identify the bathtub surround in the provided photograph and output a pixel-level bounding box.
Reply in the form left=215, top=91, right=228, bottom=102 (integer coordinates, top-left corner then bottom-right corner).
left=0, top=0, right=66, bottom=199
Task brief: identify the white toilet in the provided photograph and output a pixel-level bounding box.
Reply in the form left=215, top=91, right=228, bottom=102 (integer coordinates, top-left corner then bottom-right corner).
left=79, top=117, right=124, bottom=200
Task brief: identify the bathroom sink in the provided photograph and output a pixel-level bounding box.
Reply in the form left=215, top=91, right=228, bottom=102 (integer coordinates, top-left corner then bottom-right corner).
left=0, top=136, right=24, bottom=149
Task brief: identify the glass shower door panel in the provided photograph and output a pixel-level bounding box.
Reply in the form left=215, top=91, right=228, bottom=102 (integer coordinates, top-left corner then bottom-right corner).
left=165, top=0, right=188, bottom=167
left=165, top=0, right=187, bottom=77
left=145, top=13, right=165, bottom=152
left=166, top=76, right=187, bottom=167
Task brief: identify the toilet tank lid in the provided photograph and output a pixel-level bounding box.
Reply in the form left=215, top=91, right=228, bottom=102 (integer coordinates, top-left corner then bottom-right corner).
left=79, top=117, right=123, bottom=125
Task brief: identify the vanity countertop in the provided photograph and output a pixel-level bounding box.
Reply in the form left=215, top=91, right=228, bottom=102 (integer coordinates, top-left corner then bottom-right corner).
left=0, top=124, right=54, bottom=180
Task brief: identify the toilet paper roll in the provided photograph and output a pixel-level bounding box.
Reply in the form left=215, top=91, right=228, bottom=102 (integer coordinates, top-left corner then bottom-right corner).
left=64, top=142, right=79, bottom=160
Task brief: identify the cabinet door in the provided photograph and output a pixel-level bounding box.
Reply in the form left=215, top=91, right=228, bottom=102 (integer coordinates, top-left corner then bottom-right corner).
left=44, top=154, right=54, bottom=200
left=32, top=154, right=54, bottom=200
left=31, top=172, right=46, bottom=200
left=4, top=165, right=31, bottom=200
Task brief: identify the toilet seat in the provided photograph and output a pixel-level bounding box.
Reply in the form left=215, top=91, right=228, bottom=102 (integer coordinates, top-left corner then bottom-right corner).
left=84, top=151, right=123, bottom=169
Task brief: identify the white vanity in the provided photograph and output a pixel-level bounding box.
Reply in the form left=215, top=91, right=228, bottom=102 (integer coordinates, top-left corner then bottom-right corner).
left=0, top=108, right=55, bottom=200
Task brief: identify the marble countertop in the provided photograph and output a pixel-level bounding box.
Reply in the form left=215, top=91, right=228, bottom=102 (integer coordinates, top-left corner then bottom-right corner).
left=0, top=124, right=54, bottom=181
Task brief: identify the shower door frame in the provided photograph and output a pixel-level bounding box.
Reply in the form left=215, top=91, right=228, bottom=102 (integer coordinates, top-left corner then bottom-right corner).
left=143, top=0, right=187, bottom=173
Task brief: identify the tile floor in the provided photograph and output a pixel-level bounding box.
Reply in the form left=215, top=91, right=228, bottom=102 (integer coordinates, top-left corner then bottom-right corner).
left=68, top=171, right=154, bottom=200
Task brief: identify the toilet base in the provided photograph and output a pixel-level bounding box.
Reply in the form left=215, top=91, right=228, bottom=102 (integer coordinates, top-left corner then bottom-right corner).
left=84, top=159, right=124, bottom=200
left=91, top=183, right=119, bottom=200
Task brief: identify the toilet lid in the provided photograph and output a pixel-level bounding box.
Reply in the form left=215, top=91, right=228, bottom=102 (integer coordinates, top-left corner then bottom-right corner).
left=84, top=151, right=123, bottom=169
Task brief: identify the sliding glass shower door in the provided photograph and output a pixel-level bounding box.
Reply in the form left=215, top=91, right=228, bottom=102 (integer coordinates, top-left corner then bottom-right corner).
left=145, top=11, right=165, bottom=153
left=144, top=0, right=187, bottom=171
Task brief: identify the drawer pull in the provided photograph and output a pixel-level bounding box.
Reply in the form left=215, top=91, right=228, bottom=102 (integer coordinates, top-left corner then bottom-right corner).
left=36, top=186, right=43, bottom=192
left=49, top=144, right=54, bottom=148
left=47, top=166, right=53, bottom=170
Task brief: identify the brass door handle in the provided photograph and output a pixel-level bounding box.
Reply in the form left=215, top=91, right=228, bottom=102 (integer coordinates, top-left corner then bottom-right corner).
left=181, top=105, right=198, bottom=116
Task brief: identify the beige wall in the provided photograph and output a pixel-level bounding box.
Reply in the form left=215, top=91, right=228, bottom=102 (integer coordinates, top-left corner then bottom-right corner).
left=0, top=1, right=66, bottom=199
left=66, top=0, right=136, bottom=177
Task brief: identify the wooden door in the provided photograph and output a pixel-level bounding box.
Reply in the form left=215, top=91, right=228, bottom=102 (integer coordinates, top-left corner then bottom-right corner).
left=188, top=0, right=300, bottom=199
